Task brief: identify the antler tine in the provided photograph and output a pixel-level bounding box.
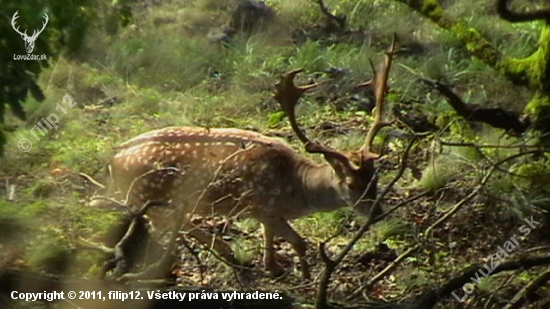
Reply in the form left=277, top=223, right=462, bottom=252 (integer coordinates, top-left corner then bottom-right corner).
left=274, top=69, right=359, bottom=170
left=11, top=11, right=27, bottom=37
left=33, top=13, right=49, bottom=38
left=273, top=68, right=318, bottom=145
left=358, top=33, right=397, bottom=158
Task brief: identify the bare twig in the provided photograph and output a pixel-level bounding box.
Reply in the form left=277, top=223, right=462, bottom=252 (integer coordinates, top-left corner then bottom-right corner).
left=316, top=0, right=346, bottom=29
left=316, top=137, right=417, bottom=309
left=124, top=167, right=180, bottom=206
left=483, top=273, right=517, bottom=309
left=79, top=172, right=106, bottom=189
left=346, top=149, right=542, bottom=300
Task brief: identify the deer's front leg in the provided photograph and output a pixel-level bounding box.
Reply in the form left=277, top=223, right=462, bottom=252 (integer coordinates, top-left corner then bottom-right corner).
left=262, top=219, right=310, bottom=280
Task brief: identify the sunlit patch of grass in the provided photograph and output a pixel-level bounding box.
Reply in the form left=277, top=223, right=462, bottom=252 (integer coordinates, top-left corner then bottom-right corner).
left=232, top=236, right=258, bottom=266
left=416, top=137, right=486, bottom=191
left=182, top=86, right=267, bottom=128
left=329, top=132, right=367, bottom=153
left=370, top=217, right=410, bottom=240
left=233, top=218, right=260, bottom=233
left=226, top=35, right=290, bottom=91
left=294, top=209, right=349, bottom=242
left=115, top=86, right=164, bottom=116
left=106, top=29, right=226, bottom=92
left=231, top=218, right=261, bottom=267
left=415, top=157, right=459, bottom=191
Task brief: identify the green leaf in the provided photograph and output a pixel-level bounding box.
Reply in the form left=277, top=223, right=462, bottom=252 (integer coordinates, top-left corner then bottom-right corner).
left=267, top=111, right=285, bottom=126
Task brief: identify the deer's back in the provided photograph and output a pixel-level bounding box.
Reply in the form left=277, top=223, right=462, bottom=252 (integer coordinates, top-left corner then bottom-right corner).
left=110, top=127, right=308, bottom=222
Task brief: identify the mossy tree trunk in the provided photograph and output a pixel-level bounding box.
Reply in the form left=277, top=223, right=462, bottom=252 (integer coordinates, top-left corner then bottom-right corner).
left=396, top=0, right=550, bottom=133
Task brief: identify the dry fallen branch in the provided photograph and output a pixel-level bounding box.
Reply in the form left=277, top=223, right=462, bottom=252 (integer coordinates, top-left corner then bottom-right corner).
left=98, top=200, right=171, bottom=279
left=502, top=268, right=550, bottom=309
left=412, top=254, right=550, bottom=309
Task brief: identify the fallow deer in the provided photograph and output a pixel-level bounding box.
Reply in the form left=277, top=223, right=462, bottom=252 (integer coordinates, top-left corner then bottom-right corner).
left=107, top=38, right=396, bottom=280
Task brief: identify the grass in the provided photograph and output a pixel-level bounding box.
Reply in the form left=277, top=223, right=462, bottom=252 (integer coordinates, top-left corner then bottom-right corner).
left=414, top=148, right=473, bottom=191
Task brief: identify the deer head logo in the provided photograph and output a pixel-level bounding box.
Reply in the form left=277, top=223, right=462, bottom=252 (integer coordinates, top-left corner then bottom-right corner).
left=11, top=11, right=49, bottom=54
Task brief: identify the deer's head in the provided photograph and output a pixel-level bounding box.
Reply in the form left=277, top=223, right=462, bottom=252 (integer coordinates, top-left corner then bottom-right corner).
left=273, top=35, right=397, bottom=218
left=11, top=11, right=49, bottom=54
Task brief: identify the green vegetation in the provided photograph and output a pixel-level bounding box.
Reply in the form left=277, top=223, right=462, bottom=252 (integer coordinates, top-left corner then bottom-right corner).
left=399, top=0, right=550, bottom=132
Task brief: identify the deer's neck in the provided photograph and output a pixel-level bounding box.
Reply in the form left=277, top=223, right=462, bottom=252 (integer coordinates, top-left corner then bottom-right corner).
left=297, top=162, right=349, bottom=216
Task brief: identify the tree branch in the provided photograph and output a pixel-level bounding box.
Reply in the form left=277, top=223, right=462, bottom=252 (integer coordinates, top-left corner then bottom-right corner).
left=413, top=254, right=550, bottom=308
left=316, top=137, right=417, bottom=309
left=496, top=0, right=550, bottom=23
left=316, top=0, right=346, bottom=30
left=420, top=77, right=529, bottom=135
left=394, top=0, right=548, bottom=89
left=502, top=268, right=550, bottom=309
